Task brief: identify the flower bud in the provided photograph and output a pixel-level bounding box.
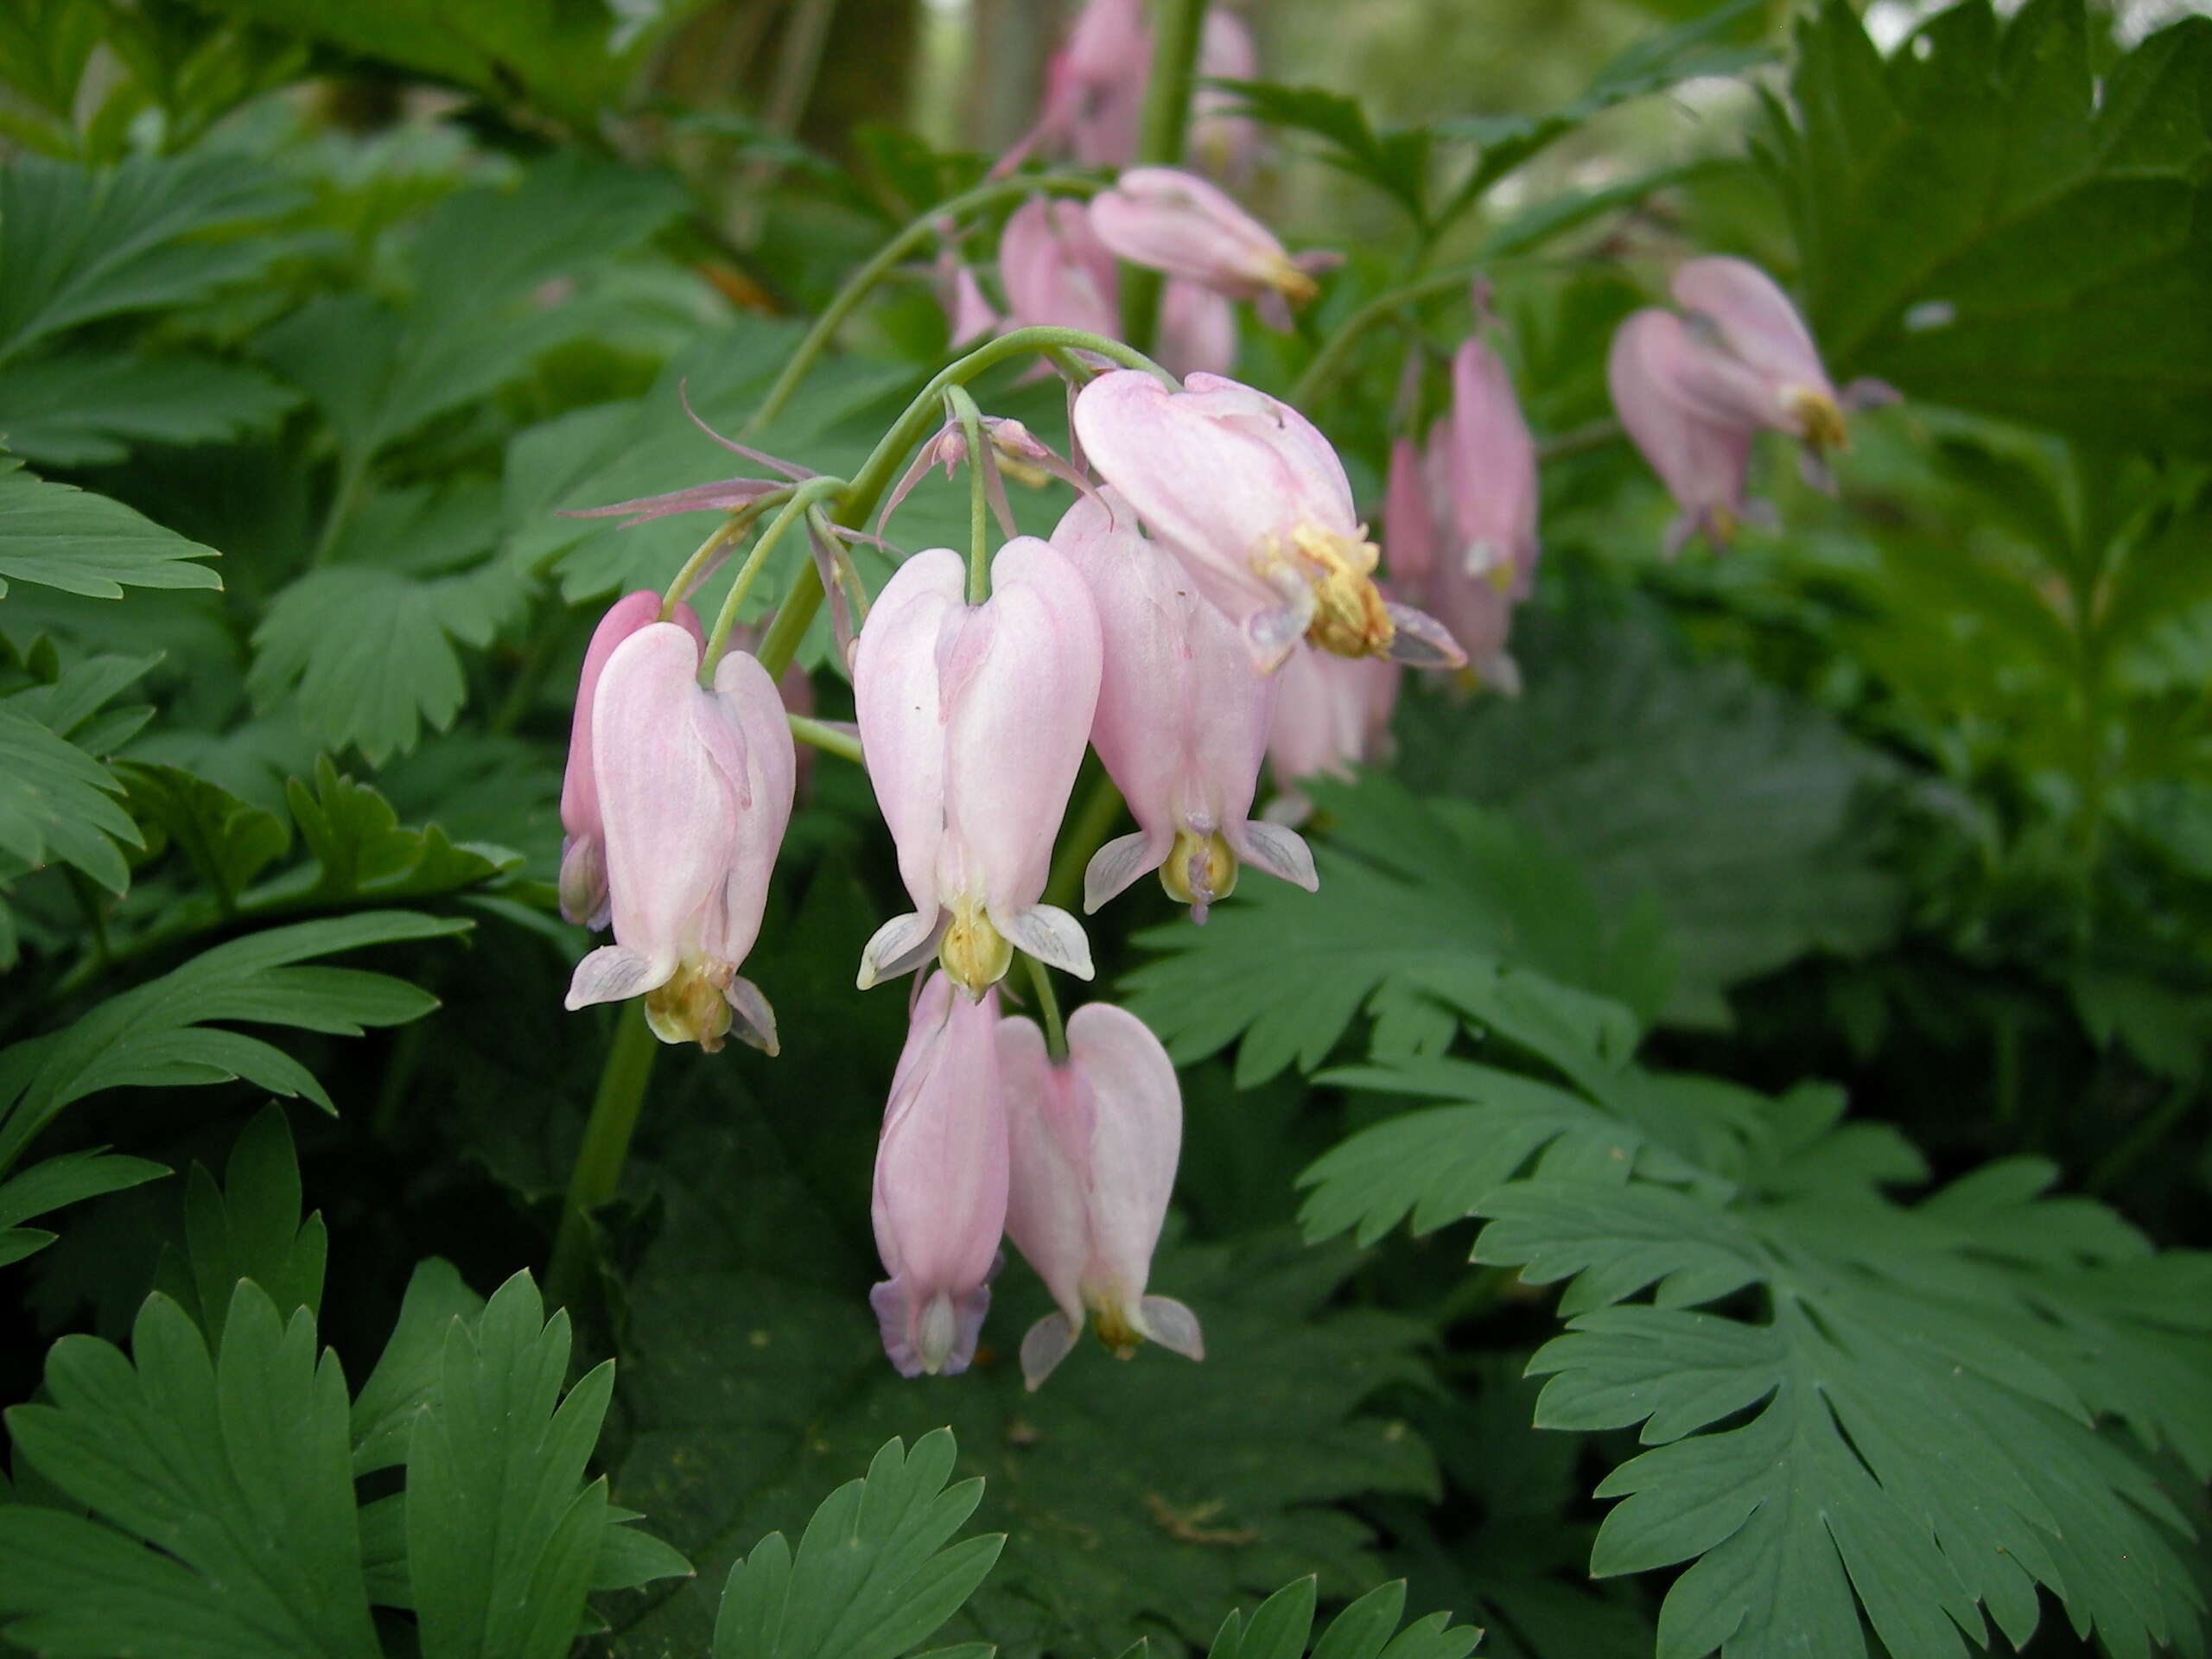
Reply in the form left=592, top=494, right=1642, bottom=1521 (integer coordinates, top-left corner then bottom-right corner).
left=564, top=625, right=795, bottom=1053
left=1073, top=369, right=1465, bottom=672
left=1191, top=10, right=1261, bottom=183
left=852, top=538, right=1104, bottom=994
left=1052, top=491, right=1315, bottom=922
left=999, top=1001, right=1202, bottom=1389
left=871, top=973, right=1008, bottom=1376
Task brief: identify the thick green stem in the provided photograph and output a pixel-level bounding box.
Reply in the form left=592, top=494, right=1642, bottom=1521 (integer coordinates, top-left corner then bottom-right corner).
left=743, top=173, right=1104, bottom=438
left=1022, top=951, right=1068, bottom=1063
left=1116, top=0, right=1210, bottom=353
left=546, top=1003, right=659, bottom=1309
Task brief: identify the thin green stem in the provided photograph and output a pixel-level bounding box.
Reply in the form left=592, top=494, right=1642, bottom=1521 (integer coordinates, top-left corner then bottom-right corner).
left=1537, top=416, right=1623, bottom=464
left=947, top=385, right=990, bottom=601
left=664, top=511, right=767, bottom=616
left=701, top=478, right=844, bottom=672
left=1022, top=951, right=1068, bottom=1063
left=1116, top=0, right=1209, bottom=353
left=546, top=1002, right=659, bottom=1310
left=742, top=173, right=1105, bottom=438
left=1291, top=263, right=1496, bottom=409
left=788, top=712, right=862, bottom=764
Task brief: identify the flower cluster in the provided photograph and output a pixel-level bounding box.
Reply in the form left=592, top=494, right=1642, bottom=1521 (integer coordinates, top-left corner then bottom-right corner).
left=553, top=0, right=1883, bottom=1386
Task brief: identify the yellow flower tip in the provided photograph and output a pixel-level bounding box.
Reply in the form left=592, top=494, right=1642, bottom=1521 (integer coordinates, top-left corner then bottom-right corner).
left=1160, top=829, right=1238, bottom=909
left=1267, top=256, right=1319, bottom=308
left=1091, top=1302, right=1144, bottom=1358
left=938, top=897, right=1013, bottom=995
left=645, top=959, right=734, bottom=1052
left=1253, top=522, right=1394, bottom=659
left=1789, top=387, right=1848, bottom=452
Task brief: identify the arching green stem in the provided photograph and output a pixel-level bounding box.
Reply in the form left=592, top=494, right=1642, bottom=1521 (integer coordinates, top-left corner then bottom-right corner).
left=699, top=476, right=846, bottom=675
left=664, top=507, right=775, bottom=617
left=756, top=326, right=1173, bottom=678
left=743, top=173, right=1107, bottom=438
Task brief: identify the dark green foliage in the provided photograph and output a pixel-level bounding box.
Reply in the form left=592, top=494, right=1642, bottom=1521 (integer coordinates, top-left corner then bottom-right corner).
left=0, top=1284, right=382, bottom=1658
left=1300, top=1007, right=2212, bottom=1659
left=1759, top=0, right=2212, bottom=452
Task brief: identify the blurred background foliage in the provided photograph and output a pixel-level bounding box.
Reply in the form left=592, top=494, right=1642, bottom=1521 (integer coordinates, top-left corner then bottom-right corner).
left=2, top=0, right=2211, bottom=1656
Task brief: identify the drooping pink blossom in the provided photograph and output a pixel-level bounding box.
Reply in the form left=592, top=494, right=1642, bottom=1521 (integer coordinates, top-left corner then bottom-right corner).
left=871, top=971, right=1007, bottom=1376
left=1428, top=338, right=1539, bottom=690
left=1000, top=197, right=1121, bottom=343
left=564, top=624, right=795, bottom=1052
left=1665, top=257, right=1847, bottom=448
left=999, top=1001, right=1202, bottom=1389
left=560, top=592, right=701, bottom=929
left=1265, top=644, right=1401, bottom=823
left=1608, top=308, right=1763, bottom=556
left=1088, top=168, right=1338, bottom=331
left=1052, top=490, right=1314, bottom=922
left=852, top=538, right=1103, bottom=995
left=1608, top=258, right=1898, bottom=551
left=997, top=198, right=1233, bottom=379
left=1073, top=369, right=1465, bottom=672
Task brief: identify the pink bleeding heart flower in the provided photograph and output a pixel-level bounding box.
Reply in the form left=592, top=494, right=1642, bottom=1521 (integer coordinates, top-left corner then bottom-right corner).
left=1157, top=277, right=1237, bottom=379
left=564, top=624, right=795, bottom=1053
left=1052, top=489, right=1315, bottom=922
left=1073, top=368, right=1465, bottom=672
left=1088, top=168, right=1338, bottom=331
left=559, top=592, right=702, bottom=929
left=872, top=971, right=1008, bottom=1376
left=999, top=1001, right=1203, bottom=1389
left=997, top=196, right=1234, bottom=379
left=1000, top=196, right=1122, bottom=342
left=853, top=537, right=1103, bottom=995
left=1608, top=308, right=1765, bottom=557
left=1664, top=257, right=1849, bottom=451
left=1382, top=435, right=1438, bottom=594
left=1429, top=338, right=1540, bottom=691
left=1265, top=644, right=1401, bottom=824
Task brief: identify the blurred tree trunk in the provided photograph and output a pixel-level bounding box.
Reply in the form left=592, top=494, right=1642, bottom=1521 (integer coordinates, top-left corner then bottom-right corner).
left=652, top=0, right=918, bottom=162
left=966, top=0, right=1065, bottom=154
